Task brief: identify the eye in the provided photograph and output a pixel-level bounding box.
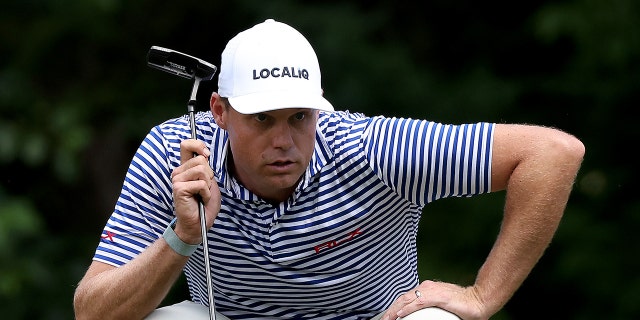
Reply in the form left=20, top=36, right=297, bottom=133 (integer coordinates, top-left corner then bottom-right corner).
left=294, top=112, right=306, bottom=121
left=254, top=113, right=267, bottom=122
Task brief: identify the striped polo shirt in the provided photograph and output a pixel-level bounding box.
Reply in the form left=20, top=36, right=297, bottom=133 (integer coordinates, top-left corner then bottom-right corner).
left=94, top=110, right=494, bottom=319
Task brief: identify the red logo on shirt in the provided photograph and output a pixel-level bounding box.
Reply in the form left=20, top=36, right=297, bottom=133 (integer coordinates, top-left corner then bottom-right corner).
left=314, top=228, right=363, bottom=254
left=101, top=231, right=116, bottom=242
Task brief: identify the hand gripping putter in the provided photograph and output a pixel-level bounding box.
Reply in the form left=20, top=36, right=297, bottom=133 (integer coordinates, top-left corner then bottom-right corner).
left=147, top=46, right=217, bottom=320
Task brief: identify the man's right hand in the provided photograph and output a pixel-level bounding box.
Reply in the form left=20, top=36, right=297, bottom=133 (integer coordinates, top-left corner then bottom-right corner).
left=170, top=139, right=221, bottom=245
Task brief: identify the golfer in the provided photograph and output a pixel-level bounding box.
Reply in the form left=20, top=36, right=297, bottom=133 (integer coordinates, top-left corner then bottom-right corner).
left=73, top=19, right=585, bottom=320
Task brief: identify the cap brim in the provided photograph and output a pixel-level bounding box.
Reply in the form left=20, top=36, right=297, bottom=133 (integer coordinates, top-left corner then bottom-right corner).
left=227, top=91, right=334, bottom=114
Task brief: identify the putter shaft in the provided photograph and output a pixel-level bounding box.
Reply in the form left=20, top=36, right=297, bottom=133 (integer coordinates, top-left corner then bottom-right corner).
left=188, top=80, right=217, bottom=320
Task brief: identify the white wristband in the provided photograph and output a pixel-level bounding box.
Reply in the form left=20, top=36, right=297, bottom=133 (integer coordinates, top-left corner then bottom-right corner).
left=163, top=218, right=199, bottom=257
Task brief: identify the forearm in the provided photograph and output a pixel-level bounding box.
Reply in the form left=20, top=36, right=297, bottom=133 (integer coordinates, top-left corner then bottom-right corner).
left=473, top=128, right=584, bottom=315
left=473, top=191, right=566, bottom=314
left=74, top=239, right=189, bottom=320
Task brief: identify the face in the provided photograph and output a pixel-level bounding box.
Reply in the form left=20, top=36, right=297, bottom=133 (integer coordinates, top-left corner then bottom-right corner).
left=211, top=93, right=318, bottom=203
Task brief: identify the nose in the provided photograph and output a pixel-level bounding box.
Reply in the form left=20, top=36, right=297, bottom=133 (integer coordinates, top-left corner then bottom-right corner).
left=270, top=122, right=294, bottom=150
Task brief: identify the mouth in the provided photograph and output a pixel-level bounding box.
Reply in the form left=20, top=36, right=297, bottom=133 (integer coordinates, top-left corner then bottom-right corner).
left=270, top=160, right=294, bottom=167
left=267, top=160, right=296, bottom=172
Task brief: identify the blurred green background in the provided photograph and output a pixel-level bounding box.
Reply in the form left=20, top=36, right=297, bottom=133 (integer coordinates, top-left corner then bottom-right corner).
left=1, top=0, right=638, bottom=319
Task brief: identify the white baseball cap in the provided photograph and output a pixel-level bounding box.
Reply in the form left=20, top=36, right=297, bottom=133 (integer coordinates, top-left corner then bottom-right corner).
left=218, top=19, right=334, bottom=114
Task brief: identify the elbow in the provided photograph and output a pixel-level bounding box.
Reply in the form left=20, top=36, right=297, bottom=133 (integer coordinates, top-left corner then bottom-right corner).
left=534, top=129, right=585, bottom=189
left=554, top=131, right=585, bottom=169
left=73, top=282, right=97, bottom=320
left=73, top=286, right=87, bottom=320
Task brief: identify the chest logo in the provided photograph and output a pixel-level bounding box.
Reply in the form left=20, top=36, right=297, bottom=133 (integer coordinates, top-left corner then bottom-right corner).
left=314, top=228, right=363, bottom=254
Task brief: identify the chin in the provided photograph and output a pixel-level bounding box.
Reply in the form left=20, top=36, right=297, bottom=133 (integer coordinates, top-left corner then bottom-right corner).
left=267, top=174, right=301, bottom=190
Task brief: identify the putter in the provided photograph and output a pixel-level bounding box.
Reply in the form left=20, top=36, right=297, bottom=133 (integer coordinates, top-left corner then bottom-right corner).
left=147, top=46, right=217, bottom=320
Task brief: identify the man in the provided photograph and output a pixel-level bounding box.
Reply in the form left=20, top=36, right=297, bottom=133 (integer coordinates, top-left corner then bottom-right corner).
left=73, top=19, right=585, bottom=320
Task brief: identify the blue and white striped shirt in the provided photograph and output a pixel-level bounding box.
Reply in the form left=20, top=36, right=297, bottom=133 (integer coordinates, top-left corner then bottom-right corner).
left=94, top=110, right=494, bottom=319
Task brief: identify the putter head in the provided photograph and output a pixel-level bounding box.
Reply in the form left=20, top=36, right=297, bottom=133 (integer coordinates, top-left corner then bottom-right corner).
left=147, top=46, right=217, bottom=80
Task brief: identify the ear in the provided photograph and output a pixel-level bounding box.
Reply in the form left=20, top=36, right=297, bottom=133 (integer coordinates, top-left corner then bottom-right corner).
left=210, top=92, right=227, bottom=129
